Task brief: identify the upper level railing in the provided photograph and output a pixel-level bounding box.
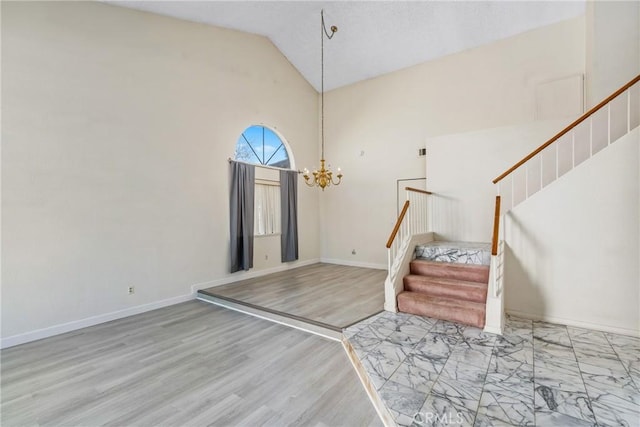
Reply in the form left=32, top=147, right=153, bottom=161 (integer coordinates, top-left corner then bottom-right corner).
left=493, top=74, right=640, bottom=212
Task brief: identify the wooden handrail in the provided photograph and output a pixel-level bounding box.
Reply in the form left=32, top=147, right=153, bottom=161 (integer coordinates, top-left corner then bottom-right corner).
left=386, top=200, right=410, bottom=248
left=491, top=196, right=501, bottom=256
left=405, top=187, right=433, bottom=195
left=493, top=74, right=640, bottom=184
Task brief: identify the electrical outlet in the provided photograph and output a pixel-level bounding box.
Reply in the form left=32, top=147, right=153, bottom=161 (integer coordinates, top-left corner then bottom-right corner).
left=352, top=249, right=356, bottom=255
left=128, top=286, right=135, bottom=295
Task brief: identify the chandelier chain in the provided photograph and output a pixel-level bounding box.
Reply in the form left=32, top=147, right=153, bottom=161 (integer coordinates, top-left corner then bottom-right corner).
left=321, top=10, right=337, bottom=161
left=302, top=9, right=342, bottom=191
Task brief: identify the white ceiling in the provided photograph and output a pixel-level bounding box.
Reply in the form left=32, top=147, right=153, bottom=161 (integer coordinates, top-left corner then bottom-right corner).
left=104, top=1, right=585, bottom=92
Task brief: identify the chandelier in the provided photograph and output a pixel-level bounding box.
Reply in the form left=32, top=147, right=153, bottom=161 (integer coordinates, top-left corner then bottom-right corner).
left=303, top=10, right=343, bottom=191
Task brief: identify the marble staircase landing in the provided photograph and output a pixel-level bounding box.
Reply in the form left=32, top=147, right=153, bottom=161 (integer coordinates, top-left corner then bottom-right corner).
left=415, top=241, right=491, bottom=266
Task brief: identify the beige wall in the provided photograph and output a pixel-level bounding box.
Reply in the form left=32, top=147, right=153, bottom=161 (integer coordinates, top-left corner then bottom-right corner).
left=1, top=2, right=320, bottom=344
left=586, top=1, right=640, bottom=108
left=425, top=120, right=571, bottom=243
left=320, top=17, right=585, bottom=267
left=426, top=122, right=639, bottom=335
left=505, top=128, right=639, bottom=335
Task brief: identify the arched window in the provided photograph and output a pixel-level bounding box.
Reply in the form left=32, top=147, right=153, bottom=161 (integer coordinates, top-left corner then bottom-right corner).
left=229, top=124, right=298, bottom=271
left=234, top=125, right=290, bottom=169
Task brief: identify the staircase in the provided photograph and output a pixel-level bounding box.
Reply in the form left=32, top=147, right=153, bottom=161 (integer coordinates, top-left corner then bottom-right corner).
left=397, top=242, right=490, bottom=328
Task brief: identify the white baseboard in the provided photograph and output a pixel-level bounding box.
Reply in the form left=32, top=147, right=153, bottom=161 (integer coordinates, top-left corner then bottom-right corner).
left=1, top=293, right=195, bottom=349
left=190, top=258, right=321, bottom=294
left=506, top=309, right=640, bottom=338
left=320, top=258, right=387, bottom=270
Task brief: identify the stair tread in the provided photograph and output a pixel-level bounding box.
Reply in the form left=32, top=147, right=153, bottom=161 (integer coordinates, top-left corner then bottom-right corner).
left=398, top=291, right=485, bottom=310
left=404, top=274, right=487, bottom=288
left=411, top=259, right=489, bottom=270
left=414, top=241, right=491, bottom=266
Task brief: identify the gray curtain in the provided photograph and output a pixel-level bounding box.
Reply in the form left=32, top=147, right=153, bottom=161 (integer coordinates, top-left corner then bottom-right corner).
left=280, top=170, right=298, bottom=262
left=229, top=161, right=255, bottom=273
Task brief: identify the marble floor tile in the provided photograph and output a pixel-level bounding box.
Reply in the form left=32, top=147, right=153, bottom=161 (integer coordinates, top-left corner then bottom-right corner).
left=380, top=380, right=429, bottom=419
left=396, top=323, right=432, bottom=341
left=369, top=341, right=413, bottom=372
left=368, top=318, right=403, bottom=337
left=390, top=409, right=420, bottom=427
left=344, top=323, right=367, bottom=339
left=430, top=320, right=467, bottom=337
left=534, top=386, right=596, bottom=424
left=534, top=363, right=587, bottom=394
left=386, top=331, right=424, bottom=349
left=533, top=328, right=572, bottom=349
left=462, top=327, right=498, bottom=342
left=572, top=341, right=625, bottom=371
left=488, top=352, right=533, bottom=378
left=628, top=362, right=640, bottom=391
left=534, top=410, right=596, bottom=426
left=350, top=334, right=383, bottom=359
left=476, top=389, right=534, bottom=426
left=567, top=326, right=610, bottom=347
left=403, top=351, right=447, bottom=376
left=458, top=332, right=497, bottom=355
left=605, top=333, right=640, bottom=352
left=615, top=350, right=640, bottom=370
left=389, top=361, right=440, bottom=394
left=360, top=354, right=394, bottom=390
left=473, top=412, right=523, bottom=426
left=430, top=375, right=483, bottom=413
left=493, top=346, right=534, bottom=367
left=534, top=353, right=581, bottom=375
left=346, top=313, right=640, bottom=427
left=403, top=315, right=437, bottom=330
left=446, top=345, right=494, bottom=371
left=484, top=369, right=534, bottom=400
left=533, top=340, right=578, bottom=364
left=357, top=323, right=396, bottom=341
left=413, top=333, right=460, bottom=364
left=417, top=395, right=477, bottom=427
left=589, top=391, right=640, bottom=427
left=440, top=359, right=487, bottom=386
left=580, top=361, right=640, bottom=407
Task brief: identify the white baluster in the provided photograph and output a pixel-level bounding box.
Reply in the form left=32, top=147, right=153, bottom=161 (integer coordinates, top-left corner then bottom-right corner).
left=555, top=142, right=559, bottom=180
left=525, top=164, right=529, bottom=199
left=607, top=103, right=611, bottom=146
left=540, top=151, right=544, bottom=189
left=589, top=116, right=593, bottom=157
left=572, top=130, right=575, bottom=169
left=628, top=88, right=631, bottom=134
left=510, top=176, right=515, bottom=211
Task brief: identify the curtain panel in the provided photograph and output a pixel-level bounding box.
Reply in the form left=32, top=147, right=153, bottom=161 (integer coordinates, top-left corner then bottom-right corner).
left=280, top=170, right=299, bottom=262
left=229, top=161, right=255, bottom=273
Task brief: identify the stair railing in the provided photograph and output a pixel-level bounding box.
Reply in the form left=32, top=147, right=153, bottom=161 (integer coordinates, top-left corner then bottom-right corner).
left=493, top=75, right=640, bottom=213
left=490, top=196, right=504, bottom=298
left=384, top=187, right=432, bottom=311
left=483, top=75, right=639, bottom=335
left=493, top=74, right=639, bottom=213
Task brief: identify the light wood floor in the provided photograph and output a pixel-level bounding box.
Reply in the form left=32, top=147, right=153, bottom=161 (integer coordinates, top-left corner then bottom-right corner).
left=1, top=301, right=382, bottom=426
left=199, top=263, right=386, bottom=328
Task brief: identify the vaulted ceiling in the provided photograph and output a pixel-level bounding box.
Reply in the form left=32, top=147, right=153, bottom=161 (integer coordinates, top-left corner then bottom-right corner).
left=104, top=1, right=585, bottom=92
